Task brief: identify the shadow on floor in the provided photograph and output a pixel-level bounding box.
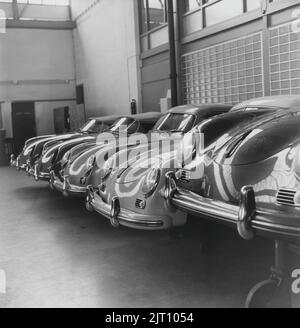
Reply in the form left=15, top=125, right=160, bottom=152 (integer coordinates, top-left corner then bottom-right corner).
left=12, top=185, right=56, bottom=201
left=0, top=167, right=278, bottom=308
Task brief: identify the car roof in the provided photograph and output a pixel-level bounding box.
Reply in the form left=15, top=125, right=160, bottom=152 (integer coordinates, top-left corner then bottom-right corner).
left=129, top=112, right=163, bottom=123
left=168, top=104, right=232, bottom=115
left=232, top=95, right=300, bottom=111
left=89, top=115, right=122, bottom=124
left=91, top=112, right=162, bottom=124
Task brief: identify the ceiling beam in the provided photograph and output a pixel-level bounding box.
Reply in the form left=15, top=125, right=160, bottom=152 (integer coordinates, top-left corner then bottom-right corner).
left=6, top=19, right=75, bottom=30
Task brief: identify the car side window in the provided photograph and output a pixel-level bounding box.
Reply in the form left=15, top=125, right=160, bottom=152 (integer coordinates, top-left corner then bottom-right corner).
left=127, top=121, right=140, bottom=135
left=138, top=122, right=156, bottom=133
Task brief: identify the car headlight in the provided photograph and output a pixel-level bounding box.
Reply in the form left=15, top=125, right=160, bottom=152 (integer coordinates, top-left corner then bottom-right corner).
left=142, top=168, right=161, bottom=198
left=99, top=157, right=114, bottom=181
left=86, top=155, right=96, bottom=171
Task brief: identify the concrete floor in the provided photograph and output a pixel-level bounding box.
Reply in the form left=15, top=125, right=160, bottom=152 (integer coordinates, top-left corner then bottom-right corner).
left=0, top=167, right=275, bottom=308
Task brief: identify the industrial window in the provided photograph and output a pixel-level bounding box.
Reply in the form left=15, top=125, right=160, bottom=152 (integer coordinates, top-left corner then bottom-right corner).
left=246, top=0, right=261, bottom=12
left=181, top=33, right=264, bottom=105
left=0, top=0, right=69, bottom=5
left=140, top=0, right=168, bottom=34
left=183, top=0, right=258, bottom=16
left=184, top=0, right=201, bottom=13
left=269, top=22, right=300, bottom=96
left=205, top=0, right=243, bottom=27
left=182, top=0, right=263, bottom=36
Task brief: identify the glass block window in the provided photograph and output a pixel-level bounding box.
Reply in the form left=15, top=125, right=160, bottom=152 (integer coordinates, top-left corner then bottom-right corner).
left=269, top=23, right=300, bottom=96
left=181, top=33, right=264, bottom=105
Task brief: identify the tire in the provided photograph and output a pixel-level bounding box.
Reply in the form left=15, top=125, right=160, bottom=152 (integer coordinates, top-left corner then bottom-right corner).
left=246, top=279, right=279, bottom=308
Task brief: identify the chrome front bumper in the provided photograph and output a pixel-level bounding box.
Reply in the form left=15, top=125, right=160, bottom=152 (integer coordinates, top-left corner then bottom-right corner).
left=10, top=155, right=26, bottom=171
left=31, top=164, right=50, bottom=182
left=10, top=155, right=17, bottom=167
left=165, top=172, right=300, bottom=243
left=51, top=172, right=87, bottom=197
left=86, top=187, right=166, bottom=230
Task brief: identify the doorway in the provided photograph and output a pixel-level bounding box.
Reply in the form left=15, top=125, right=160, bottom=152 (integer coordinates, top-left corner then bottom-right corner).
left=76, top=84, right=86, bottom=124
left=12, top=102, right=36, bottom=155
left=53, top=106, right=70, bottom=134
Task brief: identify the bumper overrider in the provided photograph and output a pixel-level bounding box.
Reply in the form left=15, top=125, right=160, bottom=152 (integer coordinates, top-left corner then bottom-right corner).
left=31, top=164, right=50, bottom=182
left=10, top=155, right=26, bottom=171
left=85, top=186, right=166, bottom=230
left=50, top=171, right=87, bottom=197
left=164, top=172, right=300, bottom=243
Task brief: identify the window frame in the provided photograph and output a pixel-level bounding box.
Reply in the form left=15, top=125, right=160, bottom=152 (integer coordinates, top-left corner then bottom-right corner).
left=139, top=0, right=168, bottom=36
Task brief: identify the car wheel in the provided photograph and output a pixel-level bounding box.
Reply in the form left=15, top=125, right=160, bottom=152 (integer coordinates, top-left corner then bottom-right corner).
left=245, top=279, right=279, bottom=308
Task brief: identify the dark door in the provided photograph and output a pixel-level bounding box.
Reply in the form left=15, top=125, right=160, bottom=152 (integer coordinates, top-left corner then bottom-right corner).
left=53, top=107, right=70, bottom=134
left=12, top=102, right=36, bottom=155
left=76, top=84, right=86, bottom=122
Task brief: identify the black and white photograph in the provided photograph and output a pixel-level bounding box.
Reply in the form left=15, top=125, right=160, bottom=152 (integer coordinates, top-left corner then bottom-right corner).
left=0, top=0, right=300, bottom=312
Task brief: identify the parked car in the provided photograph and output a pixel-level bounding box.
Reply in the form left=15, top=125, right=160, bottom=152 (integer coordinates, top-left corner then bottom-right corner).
left=10, top=116, right=119, bottom=173
left=164, top=96, right=300, bottom=243
left=165, top=95, right=300, bottom=308
left=51, top=112, right=163, bottom=196
left=85, top=104, right=232, bottom=229
left=54, top=105, right=230, bottom=198
left=35, top=113, right=162, bottom=183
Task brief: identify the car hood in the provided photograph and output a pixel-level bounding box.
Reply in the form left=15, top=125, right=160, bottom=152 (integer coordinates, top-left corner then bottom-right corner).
left=22, top=133, right=77, bottom=157
left=69, top=141, right=96, bottom=161
left=25, top=135, right=55, bottom=147
left=69, top=143, right=106, bottom=175
left=68, top=133, right=152, bottom=171
left=213, top=110, right=300, bottom=166
left=116, top=148, right=177, bottom=184
left=43, top=132, right=83, bottom=149
left=41, top=134, right=93, bottom=163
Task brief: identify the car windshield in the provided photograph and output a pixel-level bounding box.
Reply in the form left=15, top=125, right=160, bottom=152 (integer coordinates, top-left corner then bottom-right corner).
left=80, top=120, right=106, bottom=133
left=153, top=113, right=194, bottom=133
left=244, top=106, right=281, bottom=111
left=80, top=120, right=96, bottom=132
left=231, top=106, right=283, bottom=112
left=108, top=117, right=136, bottom=133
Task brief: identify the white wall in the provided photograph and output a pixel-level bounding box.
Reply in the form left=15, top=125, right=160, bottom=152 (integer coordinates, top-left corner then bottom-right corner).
left=71, top=0, right=141, bottom=117
left=35, top=100, right=77, bottom=136
left=0, top=27, right=77, bottom=137
left=0, top=28, right=75, bottom=99
left=70, top=0, right=95, bottom=19
left=0, top=0, right=142, bottom=139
